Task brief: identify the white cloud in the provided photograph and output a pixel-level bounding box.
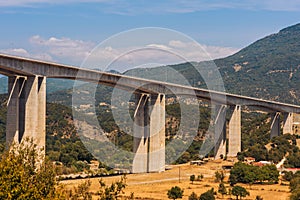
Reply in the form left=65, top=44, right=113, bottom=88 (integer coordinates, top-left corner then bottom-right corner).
left=1, top=35, right=238, bottom=71
left=1, top=35, right=95, bottom=65
left=167, top=40, right=239, bottom=61
left=83, top=39, right=239, bottom=72
left=169, top=40, right=188, bottom=48
left=0, top=48, right=53, bottom=61
left=29, top=35, right=95, bottom=63
left=2, top=48, right=29, bottom=56
left=202, top=44, right=239, bottom=59
left=147, top=44, right=172, bottom=50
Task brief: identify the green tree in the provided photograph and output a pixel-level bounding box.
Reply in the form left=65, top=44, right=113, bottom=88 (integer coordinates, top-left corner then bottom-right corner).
left=167, top=186, right=184, bottom=200
left=286, top=152, right=300, bottom=168
left=229, top=162, right=253, bottom=185
left=245, top=144, right=268, bottom=161
left=218, top=182, right=227, bottom=198
left=199, top=188, right=215, bottom=200
left=261, top=164, right=279, bottom=183
left=188, top=192, right=198, bottom=200
left=229, top=162, right=279, bottom=185
left=290, top=177, right=300, bottom=192
left=244, top=166, right=257, bottom=188
left=231, top=186, right=249, bottom=200
left=190, top=174, right=195, bottom=184
left=237, top=152, right=245, bottom=162
left=255, top=195, right=263, bottom=200
left=282, top=171, right=293, bottom=181
left=215, top=171, right=225, bottom=183
left=289, top=173, right=300, bottom=200
left=290, top=187, right=300, bottom=200
left=197, top=174, right=204, bottom=181
left=0, top=138, right=56, bottom=200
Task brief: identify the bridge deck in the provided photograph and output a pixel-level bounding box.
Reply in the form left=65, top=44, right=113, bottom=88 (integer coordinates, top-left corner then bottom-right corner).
left=0, top=53, right=300, bottom=113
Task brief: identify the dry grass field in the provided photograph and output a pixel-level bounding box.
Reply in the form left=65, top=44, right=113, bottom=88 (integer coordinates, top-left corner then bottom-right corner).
left=60, top=160, right=291, bottom=200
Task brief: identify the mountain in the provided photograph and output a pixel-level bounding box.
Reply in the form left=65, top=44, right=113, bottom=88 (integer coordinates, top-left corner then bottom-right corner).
left=215, top=23, right=300, bottom=103
left=124, top=23, right=300, bottom=104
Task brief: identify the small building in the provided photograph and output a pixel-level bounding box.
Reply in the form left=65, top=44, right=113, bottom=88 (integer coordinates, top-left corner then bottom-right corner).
left=253, top=161, right=272, bottom=167
left=283, top=168, right=300, bottom=174
left=293, top=122, right=300, bottom=135
left=253, top=162, right=264, bottom=167
left=190, top=160, right=205, bottom=165
left=113, top=168, right=130, bottom=174
left=260, top=161, right=272, bottom=165
left=222, top=164, right=234, bottom=170
left=245, top=157, right=255, bottom=164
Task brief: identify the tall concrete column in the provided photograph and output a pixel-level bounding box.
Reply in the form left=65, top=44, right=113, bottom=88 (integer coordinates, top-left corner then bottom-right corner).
left=283, top=112, right=293, bottom=135
left=21, top=76, right=39, bottom=141
left=270, top=112, right=280, bottom=138
left=132, top=93, right=166, bottom=173
left=132, top=94, right=150, bottom=173
left=228, top=105, right=241, bottom=157
left=6, top=76, right=46, bottom=155
left=214, top=105, right=227, bottom=159
left=148, top=94, right=165, bottom=173
left=37, top=77, right=46, bottom=154
left=6, top=76, right=24, bottom=145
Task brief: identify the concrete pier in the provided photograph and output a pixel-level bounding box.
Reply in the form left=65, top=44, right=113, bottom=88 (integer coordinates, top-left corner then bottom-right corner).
left=283, top=112, right=293, bottom=135
left=132, top=94, right=150, bottom=173
left=228, top=105, right=241, bottom=157
left=270, top=112, right=280, bottom=138
left=132, top=94, right=166, bottom=173
left=6, top=76, right=23, bottom=145
left=6, top=76, right=46, bottom=153
left=148, top=94, right=165, bottom=172
left=214, top=105, right=227, bottom=159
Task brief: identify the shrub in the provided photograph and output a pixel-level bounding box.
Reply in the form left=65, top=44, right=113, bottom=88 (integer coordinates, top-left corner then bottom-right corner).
left=167, top=186, right=184, bottom=200
left=0, top=138, right=56, bottom=199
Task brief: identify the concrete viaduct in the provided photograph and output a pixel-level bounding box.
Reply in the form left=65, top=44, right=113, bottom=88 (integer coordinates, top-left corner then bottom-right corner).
left=0, top=53, right=300, bottom=173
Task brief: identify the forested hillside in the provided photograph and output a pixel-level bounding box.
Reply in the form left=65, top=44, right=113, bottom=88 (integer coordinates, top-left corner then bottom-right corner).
left=216, top=23, right=300, bottom=103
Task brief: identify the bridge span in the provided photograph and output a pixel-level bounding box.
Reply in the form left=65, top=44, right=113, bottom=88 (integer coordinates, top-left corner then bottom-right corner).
left=0, top=53, right=299, bottom=173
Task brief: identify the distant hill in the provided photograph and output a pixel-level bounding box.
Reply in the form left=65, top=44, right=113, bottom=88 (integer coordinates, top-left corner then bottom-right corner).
left=124, top=23, right=300, bottom=104
left=215, top=23, right=300, bottom=103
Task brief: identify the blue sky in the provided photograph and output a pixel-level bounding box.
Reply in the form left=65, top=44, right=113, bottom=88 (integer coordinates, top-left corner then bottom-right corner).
left=0, top=0, right=300, bottom=67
